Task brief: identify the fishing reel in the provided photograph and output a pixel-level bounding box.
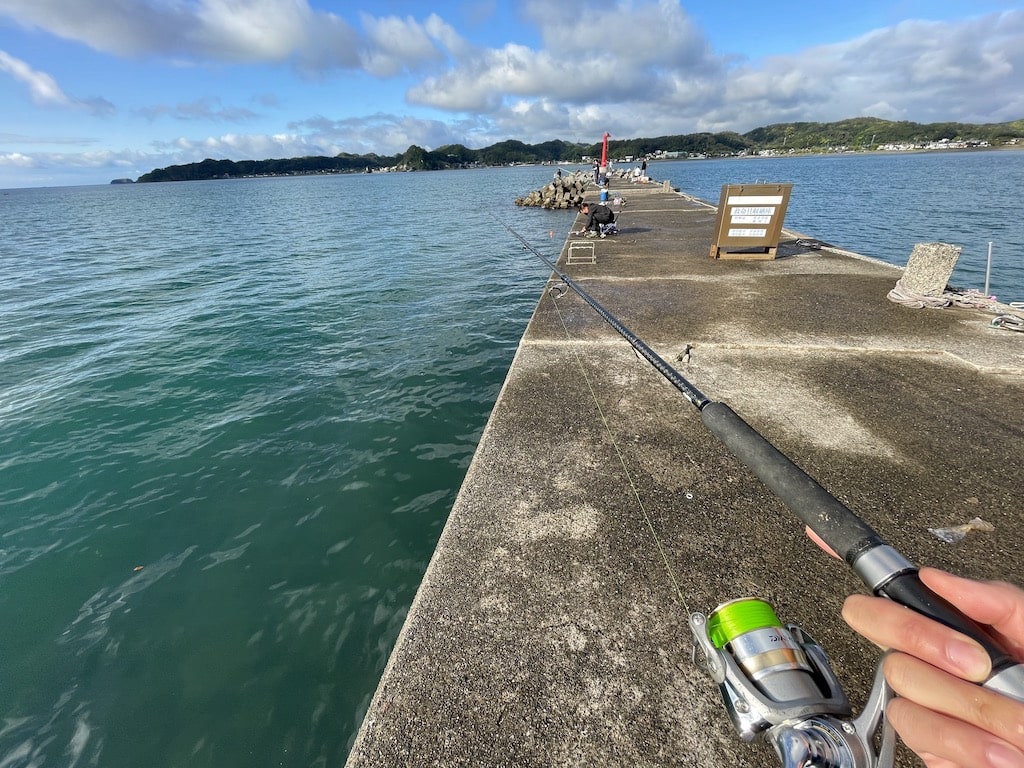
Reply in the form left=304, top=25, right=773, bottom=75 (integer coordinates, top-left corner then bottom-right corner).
left=690, top=599, right=895, bottom=768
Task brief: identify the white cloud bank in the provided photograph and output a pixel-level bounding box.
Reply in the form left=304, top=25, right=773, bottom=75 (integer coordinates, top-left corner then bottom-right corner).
left=0, top=0, right=1022, bottom=186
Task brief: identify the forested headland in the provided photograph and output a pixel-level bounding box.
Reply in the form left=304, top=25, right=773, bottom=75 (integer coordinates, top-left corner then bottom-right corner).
left=132, top=116, right=1024, bottom=183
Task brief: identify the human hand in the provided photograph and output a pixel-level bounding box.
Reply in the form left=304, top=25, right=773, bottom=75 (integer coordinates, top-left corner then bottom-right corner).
left=842, top=567, right=1024, bottom=767
left=807, top=526, right=1024, bottom=766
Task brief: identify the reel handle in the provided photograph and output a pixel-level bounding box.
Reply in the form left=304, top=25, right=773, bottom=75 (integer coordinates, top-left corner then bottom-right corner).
left=690, top=602, right=896, bottom=768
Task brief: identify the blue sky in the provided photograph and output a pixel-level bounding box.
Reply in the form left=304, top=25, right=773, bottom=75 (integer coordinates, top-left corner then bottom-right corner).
left=1, top=0, right=1022, bottom=188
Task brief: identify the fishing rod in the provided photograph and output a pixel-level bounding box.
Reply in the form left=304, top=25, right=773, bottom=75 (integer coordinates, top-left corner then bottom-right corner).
left=498, top=218, right=1024, bottom=768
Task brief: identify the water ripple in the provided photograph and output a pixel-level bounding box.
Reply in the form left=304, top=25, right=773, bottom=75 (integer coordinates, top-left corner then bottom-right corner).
left=0, top=169, right=553, bottom=767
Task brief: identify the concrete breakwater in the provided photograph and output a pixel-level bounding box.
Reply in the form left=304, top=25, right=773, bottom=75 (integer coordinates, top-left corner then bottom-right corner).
left=347, top=180, right=1024, bottom=767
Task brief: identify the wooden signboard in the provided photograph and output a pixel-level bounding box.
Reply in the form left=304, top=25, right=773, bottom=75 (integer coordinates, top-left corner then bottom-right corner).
left=710, top=183, right=793, bottom=259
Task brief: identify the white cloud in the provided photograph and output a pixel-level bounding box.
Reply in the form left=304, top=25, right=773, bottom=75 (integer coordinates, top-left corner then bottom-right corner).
left=0, top=151, right=36, bottom=167
left=0, top=0, right=361, bottom=67
left=285, top=113, right=469, bottom=155
left=0, top=147, right=148, bottom=170
left=710, top=11, right=1024, bottom=128
left=0, top=0, right=192, bottom=57
left=0, top=48, right=114, bottom=115
left=408, top=0, right=720, bottom=111
left=409, top=5, right=1024, bottom=141
left=0, top=49, right=73, bottom=106
left=524, top=0, right=712, bottom=71
left=7, top=0, right=1017, bottom=138
left=359, top=13, right=455, bottom=77
left=409, top=44, right=547, bottom=112
left=193, top=0, right=311, bottom=61
left=138, top=98, right=260, bottom=123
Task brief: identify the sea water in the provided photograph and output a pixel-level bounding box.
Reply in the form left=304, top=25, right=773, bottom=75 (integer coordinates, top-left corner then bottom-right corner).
left=0, top=169, right=559, bottom=768
left=0, top=152, right=1020, bottom=768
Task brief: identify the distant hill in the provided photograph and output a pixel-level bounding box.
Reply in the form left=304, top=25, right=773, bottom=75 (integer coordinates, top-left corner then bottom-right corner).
left=134, top=117, right=1024, bottom=183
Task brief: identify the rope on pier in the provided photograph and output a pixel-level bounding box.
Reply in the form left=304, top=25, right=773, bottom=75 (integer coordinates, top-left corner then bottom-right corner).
left=887, top=280, right=1024, bottom=331
left=991, top=315, right=1024, bottom=332
left=888, top=280, right=1024, bottom=331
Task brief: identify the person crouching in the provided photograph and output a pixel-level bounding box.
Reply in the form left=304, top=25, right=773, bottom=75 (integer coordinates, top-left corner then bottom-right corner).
left=574, top=202, right=615, bottom=238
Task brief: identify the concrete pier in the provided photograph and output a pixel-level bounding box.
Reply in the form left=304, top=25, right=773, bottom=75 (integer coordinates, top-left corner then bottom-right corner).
left=346, top=181, right=1024, bottom=767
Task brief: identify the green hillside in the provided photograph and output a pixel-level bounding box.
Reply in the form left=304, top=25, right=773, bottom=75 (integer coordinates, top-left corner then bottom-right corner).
left=135, top=117, right=1024, bottom=182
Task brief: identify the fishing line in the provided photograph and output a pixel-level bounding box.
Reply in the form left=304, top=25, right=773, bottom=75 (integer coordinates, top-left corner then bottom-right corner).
left=543, top=278, right=690, bottom=613
left=498, top=217, right=711, bottom=410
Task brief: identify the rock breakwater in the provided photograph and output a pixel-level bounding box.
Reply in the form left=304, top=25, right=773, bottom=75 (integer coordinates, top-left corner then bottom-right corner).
left=514, top=172, right=587, bottom=209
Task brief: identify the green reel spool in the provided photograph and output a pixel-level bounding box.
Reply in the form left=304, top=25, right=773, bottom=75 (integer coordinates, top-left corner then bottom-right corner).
left=706, top=598, right=782, bottom=649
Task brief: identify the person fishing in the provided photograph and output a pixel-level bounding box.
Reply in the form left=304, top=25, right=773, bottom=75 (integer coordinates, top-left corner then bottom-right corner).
left=574, top=201, right=615, bottom=237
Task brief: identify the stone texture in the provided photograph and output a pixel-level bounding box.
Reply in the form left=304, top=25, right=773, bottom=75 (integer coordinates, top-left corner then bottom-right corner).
left=900, top=242, right=962, bottom=296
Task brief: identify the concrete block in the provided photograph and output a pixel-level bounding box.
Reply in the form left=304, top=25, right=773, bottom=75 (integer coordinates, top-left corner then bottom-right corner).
left=901, top=242, right=962, bottom=296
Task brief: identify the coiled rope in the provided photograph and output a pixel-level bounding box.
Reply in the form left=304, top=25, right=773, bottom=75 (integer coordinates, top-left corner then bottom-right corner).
left=992, top=315, right=1024, bottom=332
left=887, top=280, right=1024, bottom=331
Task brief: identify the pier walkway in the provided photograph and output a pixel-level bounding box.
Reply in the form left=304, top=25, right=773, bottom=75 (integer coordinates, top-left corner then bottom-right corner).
left=346, top=180, right=1024, bottom=767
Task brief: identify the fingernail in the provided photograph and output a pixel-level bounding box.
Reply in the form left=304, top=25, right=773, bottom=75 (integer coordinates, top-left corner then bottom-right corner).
left=986, top=743, right=1024, bottom=768
left=947, top=639, right=990, bottom=680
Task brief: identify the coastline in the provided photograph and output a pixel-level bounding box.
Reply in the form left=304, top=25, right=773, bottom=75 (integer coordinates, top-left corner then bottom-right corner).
left=650, top=142, right=1024, bottom=163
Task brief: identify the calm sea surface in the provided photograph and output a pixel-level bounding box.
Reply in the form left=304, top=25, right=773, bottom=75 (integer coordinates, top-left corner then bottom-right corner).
left=1, top=152, right=1021, bottom=767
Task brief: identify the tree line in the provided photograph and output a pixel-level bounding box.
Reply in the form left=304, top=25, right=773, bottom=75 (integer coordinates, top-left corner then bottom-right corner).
left=134, top=116, right=1024, bottom=182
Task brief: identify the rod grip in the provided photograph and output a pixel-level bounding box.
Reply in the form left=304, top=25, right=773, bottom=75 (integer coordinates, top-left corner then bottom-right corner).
left=881, top=572, right=1022, bottom=692
left=700, top=402, right=882, bottom=563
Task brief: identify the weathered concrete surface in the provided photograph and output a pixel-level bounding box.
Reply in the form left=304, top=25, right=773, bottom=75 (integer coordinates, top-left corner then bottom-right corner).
left=346, top=181, right=1024, bottom=767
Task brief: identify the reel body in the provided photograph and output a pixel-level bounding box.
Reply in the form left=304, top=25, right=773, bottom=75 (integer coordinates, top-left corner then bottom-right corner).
left=690, top=598, right=894, bottom=768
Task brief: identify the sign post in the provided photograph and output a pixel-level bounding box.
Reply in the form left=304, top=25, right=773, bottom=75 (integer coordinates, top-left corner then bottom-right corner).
left=710, top=183, right=793, bottom=260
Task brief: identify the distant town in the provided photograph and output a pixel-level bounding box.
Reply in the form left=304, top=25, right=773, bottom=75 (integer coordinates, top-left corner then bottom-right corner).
left=594, top=137, right=1010, bottom=164
left=748, top=136, right=1008, bottom=158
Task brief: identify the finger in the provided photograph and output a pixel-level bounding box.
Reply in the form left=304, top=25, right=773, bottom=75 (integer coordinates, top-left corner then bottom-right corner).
left=885, top=653, right=1024, bottom=756
left=804, top=526, right=841, bottom=559
left=887, top=696, right=1024, bottom=768
left=843, top=595, right=991, bottom=681
left=920, top=568, right=1024, bottom=658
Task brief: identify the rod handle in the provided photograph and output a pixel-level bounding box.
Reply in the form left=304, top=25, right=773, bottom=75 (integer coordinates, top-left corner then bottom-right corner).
left=700, top=402, right=1024, bottom=700
left=880, top=572, right=1024, bottom=699
left=699, top=402, right=883, bottom=561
